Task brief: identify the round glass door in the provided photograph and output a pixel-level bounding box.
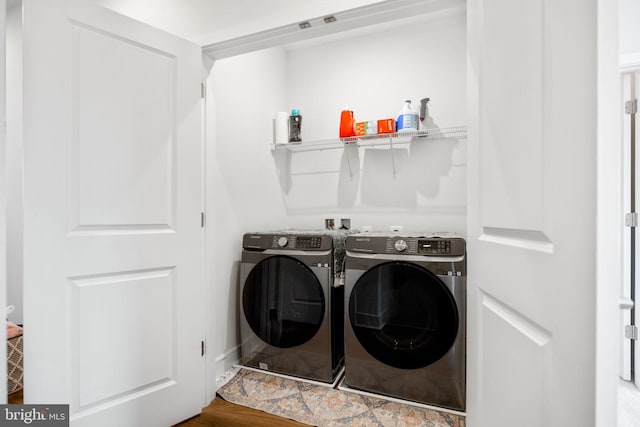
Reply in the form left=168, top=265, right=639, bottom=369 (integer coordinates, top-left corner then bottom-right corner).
left=243, top=255, right=325, bottom=348
left=349, top=261, right=458, bottom=369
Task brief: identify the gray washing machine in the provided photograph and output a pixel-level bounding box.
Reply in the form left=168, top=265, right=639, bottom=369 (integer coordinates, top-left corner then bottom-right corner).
left=240, top=230, right=351, bottom=383
left=343, top=233, right=466, bottom=411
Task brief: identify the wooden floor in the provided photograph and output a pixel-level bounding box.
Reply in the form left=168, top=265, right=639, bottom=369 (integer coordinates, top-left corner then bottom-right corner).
left=8, top=389, right=23, bottom=404
left=173, top=395, right=309, bottom=427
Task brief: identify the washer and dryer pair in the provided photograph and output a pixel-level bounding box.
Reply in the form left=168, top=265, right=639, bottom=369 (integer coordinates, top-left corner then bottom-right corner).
left=239, top=230, right=466, bottom=411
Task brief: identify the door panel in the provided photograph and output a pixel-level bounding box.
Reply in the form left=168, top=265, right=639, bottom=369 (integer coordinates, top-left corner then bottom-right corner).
left=72, top=22, right=177, bottom=229
left=468, top=0, right=598, bottom=425
left=479, top=292, right=551, bottom=424
left=480, top=0, right=544, bottom=231
left=73, top=268, right=175, bottom=408
left=23, top=1, right=203, bottom=425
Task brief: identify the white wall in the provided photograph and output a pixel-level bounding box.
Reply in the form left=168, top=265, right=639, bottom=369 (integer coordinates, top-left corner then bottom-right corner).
left=282, top=11, right=466, bottom=231
left=205, top=46, right=288, bottom=396
left=205, top=10, right=467, bottom=388
left=6, top=2, right=22, bottom=325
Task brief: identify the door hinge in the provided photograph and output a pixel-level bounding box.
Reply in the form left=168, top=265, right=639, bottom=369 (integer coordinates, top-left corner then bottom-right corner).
left=201, top=82, right=205, bottom=99
left=201, top=212, right=205, bottom=228
left=625, top=325, right=638, bottom=341
left=625, top=212, right=638, bottom=227
left=201, top=341, right=205, bottom=357
left=625, top=99, right=637, bottom=115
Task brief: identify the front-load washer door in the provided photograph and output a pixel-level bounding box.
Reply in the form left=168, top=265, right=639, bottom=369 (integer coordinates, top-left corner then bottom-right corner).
left=348, top=261, right=458, bottom=369
left=243, top=255, right=325, bottom=348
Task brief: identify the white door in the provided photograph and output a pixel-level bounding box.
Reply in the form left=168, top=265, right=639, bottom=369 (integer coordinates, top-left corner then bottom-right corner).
left=22, top=1, right=204, bottom=426
left=467, top=0, right=614, bottom=425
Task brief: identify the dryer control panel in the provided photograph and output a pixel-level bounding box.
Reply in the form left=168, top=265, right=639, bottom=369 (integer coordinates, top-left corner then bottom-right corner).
left=348, top=234, right=465, bottom=257
left=418, top=239, right=452, bottom=255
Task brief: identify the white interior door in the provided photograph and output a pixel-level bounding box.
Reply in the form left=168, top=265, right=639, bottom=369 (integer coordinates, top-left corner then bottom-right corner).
left=467, top=0, right=606, bottom=425
left=22, top=1, right=204, bottom=426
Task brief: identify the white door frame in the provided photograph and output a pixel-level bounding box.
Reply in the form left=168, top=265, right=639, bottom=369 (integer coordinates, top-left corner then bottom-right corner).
left=0, top=0, right=8, bottom=404
left=621, top=68, right=640, bottom=390
left=596, top=0, right=622, bottom=423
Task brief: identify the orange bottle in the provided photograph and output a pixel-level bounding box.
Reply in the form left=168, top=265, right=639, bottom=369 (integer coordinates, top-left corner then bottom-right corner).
left=339, top=107, right=355, bottom=138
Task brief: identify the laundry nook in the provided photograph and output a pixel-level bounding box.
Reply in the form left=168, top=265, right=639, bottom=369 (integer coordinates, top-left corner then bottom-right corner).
left=0, top=0, right=632, bottom=426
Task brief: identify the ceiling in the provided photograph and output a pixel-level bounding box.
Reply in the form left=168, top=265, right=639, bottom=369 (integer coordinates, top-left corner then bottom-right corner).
left=96, top=0, right=384, bottom=45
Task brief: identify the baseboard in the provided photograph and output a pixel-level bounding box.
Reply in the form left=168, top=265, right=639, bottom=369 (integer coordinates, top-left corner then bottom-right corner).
left=214, top=345, right=241, bottom=389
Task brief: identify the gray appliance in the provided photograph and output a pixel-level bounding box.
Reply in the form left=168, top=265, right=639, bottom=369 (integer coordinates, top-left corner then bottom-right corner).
left=343, top=233, right=466, bottom=410
left=240, top=230, right=350, bottom=383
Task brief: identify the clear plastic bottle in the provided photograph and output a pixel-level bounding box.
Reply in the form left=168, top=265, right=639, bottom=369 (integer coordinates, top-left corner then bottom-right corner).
left=396, top=100, right=418, bottom=132
left=289, top=109, right=302, bottom=142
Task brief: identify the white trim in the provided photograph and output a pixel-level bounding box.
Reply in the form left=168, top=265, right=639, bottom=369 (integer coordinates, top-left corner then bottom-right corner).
left=214, top=345, right=241, bottom=383
left=337, top=377, right=467, bottom=417
left=232, top=364, right=345, bottom=389
left=201, top=0, right=464, bottom=60
left=215, top=366, right=241, bottom=389
left=0, top=0, right=8, bottom=404
left=620, top=52, right=640, bottom=72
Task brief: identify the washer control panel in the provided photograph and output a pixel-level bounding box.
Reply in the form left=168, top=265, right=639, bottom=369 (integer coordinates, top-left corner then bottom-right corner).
left=270, top=235, right=323, bottom=250
left=293, top=236, right=323, bottom=249
left=243, top=232, right=336, bottom=251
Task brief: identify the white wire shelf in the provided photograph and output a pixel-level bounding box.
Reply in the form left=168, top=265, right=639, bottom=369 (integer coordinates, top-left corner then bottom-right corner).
left=271, top=125, right=467, bottom=153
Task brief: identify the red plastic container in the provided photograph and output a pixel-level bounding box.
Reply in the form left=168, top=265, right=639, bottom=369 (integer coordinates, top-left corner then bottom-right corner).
left=339, top=109, right=355, bottom=138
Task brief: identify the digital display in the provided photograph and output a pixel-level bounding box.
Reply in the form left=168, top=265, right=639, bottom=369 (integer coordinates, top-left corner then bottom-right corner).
left=418, top=239, right=451, bottom=255
left=296, top=237, right=322, bottom=249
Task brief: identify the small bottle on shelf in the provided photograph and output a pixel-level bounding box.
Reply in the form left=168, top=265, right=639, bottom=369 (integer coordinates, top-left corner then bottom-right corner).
left=288, top=109, right=302, bottom=142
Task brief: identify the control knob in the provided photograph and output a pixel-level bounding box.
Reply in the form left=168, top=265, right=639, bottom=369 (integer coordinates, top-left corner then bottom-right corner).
left=394, top=239, right=408, bottom=252
left=277, top=236, right=288, bottom=247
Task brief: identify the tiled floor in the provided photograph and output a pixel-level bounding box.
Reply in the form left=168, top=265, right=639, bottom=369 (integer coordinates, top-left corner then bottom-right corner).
left=618, top=378, right=640, bottom=426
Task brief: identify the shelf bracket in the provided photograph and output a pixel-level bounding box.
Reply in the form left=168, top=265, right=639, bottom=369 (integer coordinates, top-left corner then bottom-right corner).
left=344, top=144, right=354, bottom=179
left=389, top=137, right=396, bottom=177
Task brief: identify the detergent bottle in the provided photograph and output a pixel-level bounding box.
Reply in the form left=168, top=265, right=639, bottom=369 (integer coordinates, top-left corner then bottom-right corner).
left=396, top=100, right=418, bottom=132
